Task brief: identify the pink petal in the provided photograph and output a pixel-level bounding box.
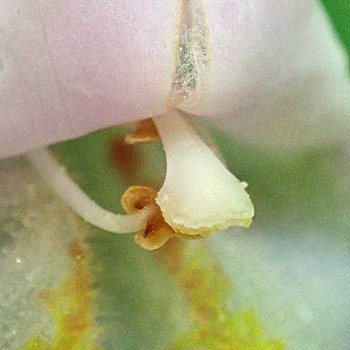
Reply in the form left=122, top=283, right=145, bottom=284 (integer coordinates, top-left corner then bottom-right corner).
left=1, top=1, right=349, bottom=157
left=191, top=0, right=350, bottom=148
left=0, top=0, right=179, bottom=157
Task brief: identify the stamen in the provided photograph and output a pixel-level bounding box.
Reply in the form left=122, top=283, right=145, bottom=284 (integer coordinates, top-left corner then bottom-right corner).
left=124, top=119, right=160, bottom=144
left=27, top=148, right=152, bottom=234
left=122, top=186, right=174, bottom=250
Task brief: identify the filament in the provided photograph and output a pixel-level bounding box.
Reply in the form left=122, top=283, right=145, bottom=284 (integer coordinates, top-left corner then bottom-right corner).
left=27, top=148, right=152, bottom=234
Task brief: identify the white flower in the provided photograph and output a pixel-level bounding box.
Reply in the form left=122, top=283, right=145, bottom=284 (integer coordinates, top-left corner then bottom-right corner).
left=1, top=1, right=350, bottom=348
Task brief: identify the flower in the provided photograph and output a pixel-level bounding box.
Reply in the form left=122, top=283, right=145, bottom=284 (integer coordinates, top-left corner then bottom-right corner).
left=1, top=1, right=350, bottom=350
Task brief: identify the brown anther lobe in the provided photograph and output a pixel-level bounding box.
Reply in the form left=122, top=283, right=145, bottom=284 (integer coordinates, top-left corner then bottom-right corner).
left=135, top=202, right=144, bottom=210
left=121, top=186, right=174, bottom=250
left=124, top=119, right=160, bottom=144
left=121, top=186, right=157, bottom=214
left=143, top=223, right=155, bottom=237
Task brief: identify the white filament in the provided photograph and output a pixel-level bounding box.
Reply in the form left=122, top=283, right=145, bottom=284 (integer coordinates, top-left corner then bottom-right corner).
left=27, top=148, right=151, bottom=233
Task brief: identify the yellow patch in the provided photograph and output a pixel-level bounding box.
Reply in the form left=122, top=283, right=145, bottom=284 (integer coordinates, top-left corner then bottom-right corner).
left=160, top=243, right=286, bottom=350
left=22, top=241, right=100, bottom=350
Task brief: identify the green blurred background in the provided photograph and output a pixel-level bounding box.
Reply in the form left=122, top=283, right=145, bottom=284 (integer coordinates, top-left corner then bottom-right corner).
left=322, top=0, right=350, bottom=61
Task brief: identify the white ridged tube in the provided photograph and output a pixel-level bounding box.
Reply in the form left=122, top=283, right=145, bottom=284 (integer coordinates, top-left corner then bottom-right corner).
left=27, top=148, right=152, bottom=233
left=153, top=110, right=254, bottom=236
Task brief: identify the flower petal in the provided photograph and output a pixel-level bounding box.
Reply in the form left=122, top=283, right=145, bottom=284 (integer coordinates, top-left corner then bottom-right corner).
left=0, top=0, right=180, bottom=158
left=2, top=0, right=349, bottom=157
left=200, top=1, right=350, bottom=149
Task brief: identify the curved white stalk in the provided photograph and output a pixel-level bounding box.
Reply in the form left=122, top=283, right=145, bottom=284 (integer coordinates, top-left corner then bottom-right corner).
left=153, top=110, right=254, bottom=236
left=27, top=148, right=151, bottom=234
